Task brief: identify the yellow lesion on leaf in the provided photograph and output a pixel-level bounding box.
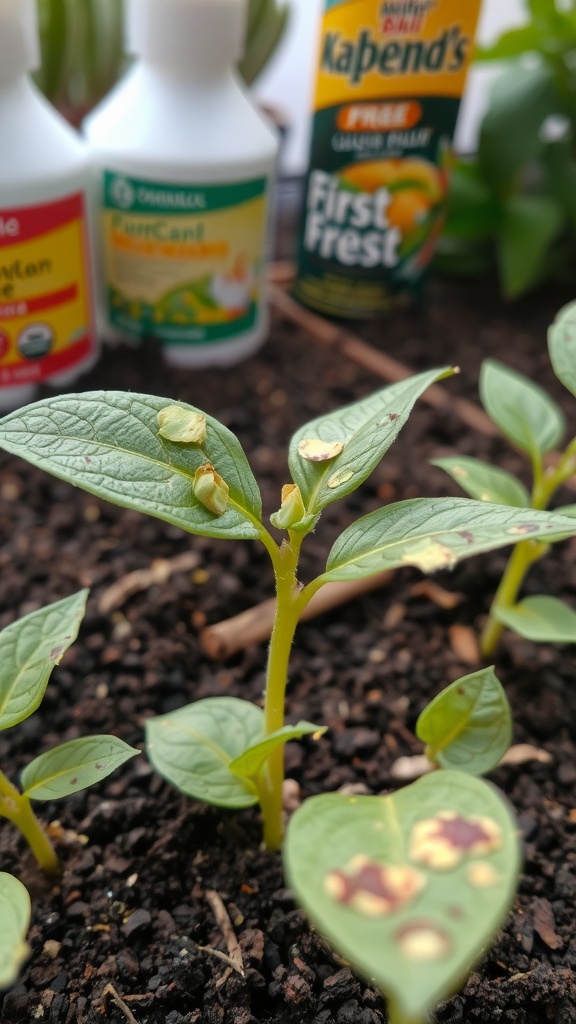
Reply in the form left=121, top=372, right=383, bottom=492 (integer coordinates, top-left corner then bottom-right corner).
left=324, top=855, right=425, bottom=917
left=298, top=439, right=345, bottom=463
left=395, top=921, right=451, bottom=962
left=193, top=463, right=229, bottom=516
left=409, top=811, right=502, bottom=870
left=400, top=540, right=458, bottom=573
left=467, top=861, right=501, bottom=887
left=157, top=405, right=207, bottom=445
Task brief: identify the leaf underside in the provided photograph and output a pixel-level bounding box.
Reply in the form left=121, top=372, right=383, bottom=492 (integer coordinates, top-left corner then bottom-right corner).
left=0, top=873, right=31, bottom=990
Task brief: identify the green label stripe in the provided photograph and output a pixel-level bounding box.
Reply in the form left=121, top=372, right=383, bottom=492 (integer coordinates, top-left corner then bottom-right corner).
left=104, top=172, right=267, bottom=214
left=108, top=291, right=258, bottom=345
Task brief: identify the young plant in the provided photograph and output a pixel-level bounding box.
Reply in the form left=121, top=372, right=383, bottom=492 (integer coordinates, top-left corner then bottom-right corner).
left=285, top=666, right=519, bottom=1024
left=433, top=301, right=576, bottom=657
left=0, top=589, right=139, bottom=876
left=1, top=376, right=576, bottom=855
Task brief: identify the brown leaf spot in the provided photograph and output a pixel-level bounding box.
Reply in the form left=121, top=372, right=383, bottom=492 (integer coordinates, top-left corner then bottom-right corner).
left=410, top=812, right=502, bottom=870
left=85, top=456, right=92, bottom=464
left=507, top=524, right=539, bottom=535
left=69, top=778, right=78, bottom=786
left=459, top=530, right=474, bottom=544
left=298, top=439, right=345, bottom=463
left=50, top=646, right=64, bottom=661
left=396, top=920, right=451, bottom=961
left=325, top=856, right=425, bottom=917
left=95, top=763, right=105, bottom=771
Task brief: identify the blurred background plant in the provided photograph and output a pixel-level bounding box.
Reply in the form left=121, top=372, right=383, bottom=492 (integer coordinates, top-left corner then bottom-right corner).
left=35, top=0, right=289, bottom=125
left=436, top=0, right=576, bottom=299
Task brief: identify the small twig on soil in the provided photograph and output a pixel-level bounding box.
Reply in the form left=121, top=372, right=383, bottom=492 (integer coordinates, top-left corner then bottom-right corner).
left=98, top=551, right=200, bottom=614
left=268, top=283, right=498, bottom=439
left=200, top=570, right=394, bottom=659
left=101, top=983, right=139, bottom=1024
left=203, top=889, right=245, bottom=976
left=390, top=743, right=553, bottom=781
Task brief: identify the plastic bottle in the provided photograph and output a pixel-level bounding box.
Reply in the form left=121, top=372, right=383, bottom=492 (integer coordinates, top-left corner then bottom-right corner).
left=0, top=0, right=97, bottom=411
left=293, top=0, right=482, bottom=319
left=84, top=0, right=279, bottom=369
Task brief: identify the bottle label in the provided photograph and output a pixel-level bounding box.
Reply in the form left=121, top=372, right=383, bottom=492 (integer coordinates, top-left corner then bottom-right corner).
left=293, top=0, right=482, bottom=318
left=0, top=193, right=94, bottom=386
left=102, top=172, right=269, bottom=345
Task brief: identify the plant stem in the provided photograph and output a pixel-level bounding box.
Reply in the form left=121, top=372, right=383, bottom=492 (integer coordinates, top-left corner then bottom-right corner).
left=260, top=535, right=309, bottom=852
left=387, top=998, right=428, bottom=1024
left=480, top=449, right=575, bottom=657
left=0, top=769, right=59, bottom=874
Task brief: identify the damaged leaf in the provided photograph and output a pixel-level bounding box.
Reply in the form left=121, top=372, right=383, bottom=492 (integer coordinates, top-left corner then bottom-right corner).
left=157, top=405, right=207, bottom=445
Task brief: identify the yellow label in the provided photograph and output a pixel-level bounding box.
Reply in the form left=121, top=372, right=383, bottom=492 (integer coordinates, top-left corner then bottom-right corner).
left=315, top=0, right=482, bottom=109
left=103, top=172, right=269, bottom=345
left=0, top=193, right=93, bottom=385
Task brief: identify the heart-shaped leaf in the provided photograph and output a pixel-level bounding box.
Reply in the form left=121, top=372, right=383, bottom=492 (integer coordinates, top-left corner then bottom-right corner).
left=0, top=590, right=88, bottom=732
left=21, top=735, right=140, bottom=800
left=416, top=668, right=512, bottom=775
left=548, top=301, right=576, bottom=399
left=0, top=873, right=31, bottom=990
left=229, top=722, right=326, bottom=780
left=288, top=368, right=455, bottom=515
left=0, top=392, right=262, bottom=541
left=320, top=498, right=576, bottom=584
left=146, top=697, right=264, bottom=808
left=285, top=772, right=520, bottom=1020
left=480, top=360, right=565, bottom=460
left=494, top=595, right=576, bottom=643
left=432, top=457, right=530, bottom=508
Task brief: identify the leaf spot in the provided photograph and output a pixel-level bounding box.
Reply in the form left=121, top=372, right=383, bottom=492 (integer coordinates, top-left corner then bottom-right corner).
left=507, top=524, right=539, bottom=535
left=400, top=541, right=457, bottom=573
left=69, top=777, right=78, bottom=786
left=298, top=439, right=345, bottom=463
left=467, top=861, right=501, bottom=888
left=452, top=466, right=467, bottom=478
left=324, top=855, right=425, bottom=917
left=379, top=412, right=399, bottom=424
left=50, top=645, right=64, bottom=661
left=95, top=763, right=105, bottom=771
left=328, top=469, right=354, bottom=489
left=84, top=456, right=92, bottom=464
left=396, top=920, right=451, bottom=961
left=157, top=405, right=207, bottom=445
left=409, top=812, right=502, bottom=870
left=459, top=531, right=474, bottom=544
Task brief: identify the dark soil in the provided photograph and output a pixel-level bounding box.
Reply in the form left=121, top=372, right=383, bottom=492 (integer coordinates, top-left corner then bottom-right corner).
left=1, top=196, right=576, bottom=1023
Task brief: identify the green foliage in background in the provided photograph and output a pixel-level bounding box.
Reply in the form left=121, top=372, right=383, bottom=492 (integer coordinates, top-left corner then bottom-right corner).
left=35, top=0, right=289, bottom=120
left=437, top=0, right=576, bottom=298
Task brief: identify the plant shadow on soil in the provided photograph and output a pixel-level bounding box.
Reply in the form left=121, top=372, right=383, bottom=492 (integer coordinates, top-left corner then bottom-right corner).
left=1, top=272, right=576, bottom=1024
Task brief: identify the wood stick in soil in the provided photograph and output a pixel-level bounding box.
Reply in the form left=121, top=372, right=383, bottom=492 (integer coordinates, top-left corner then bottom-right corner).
left=200, top=569, right=394, bottom=660
left=268, top=283, right=498, bottom=439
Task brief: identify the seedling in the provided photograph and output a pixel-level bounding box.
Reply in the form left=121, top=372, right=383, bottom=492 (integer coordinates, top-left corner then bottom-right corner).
left=434, top=301, right=576, bottom=656
left=285, top=666, right=519, bottom=1024
left=1, top=375, right=575, bottom=856
left=0, top=589, right=139, bottom=986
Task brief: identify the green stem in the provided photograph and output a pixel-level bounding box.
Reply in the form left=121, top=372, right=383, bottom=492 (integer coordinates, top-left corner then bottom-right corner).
left=480, top=448, right=574, bottom=658
left=387, top=998, right=428, bottom=1024
left=0, top=770, right=59, bottom=874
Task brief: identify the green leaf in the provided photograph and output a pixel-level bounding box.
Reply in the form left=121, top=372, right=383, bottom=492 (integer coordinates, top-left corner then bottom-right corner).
left=0, top=590, right=88, bottom=732
left=146, top=697, right=264, bottom=808
left=229, top=722, right=326, bottom=780
left=555, top=504, right=576, bottom=517
left=548, top=300, right=576, bottom=398
left=285, top=772, right=520, bottom=1020
left=21, top=735, right=140, bottom=800
left=320, top=498, right=576, bottom=584
left=432, top=456, right=531, bottom=508
left=239, top=0, right=289, bottom=84
left=494, top=595, right=576, bottom=642
left=479, top=65, right=557, bottom=189
left=480, top=359, right=565, bottom=459
left=416, top=668, right=512, bottom=775
left=497, top=194, right=564, bottom=298
left=475, top=24, right=547, bottom=60
left=0, top=392, right=263, bottom=541
left=442, top=162, right=500, bottom=241
left=289, top=368, right=455, bottom=515
left=0, top=874, right=31, bottom=991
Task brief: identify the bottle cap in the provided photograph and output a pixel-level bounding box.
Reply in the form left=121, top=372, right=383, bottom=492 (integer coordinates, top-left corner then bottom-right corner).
left=126, top=0, right=247, bottom=70
left=0, top=0, right=40, bottom=79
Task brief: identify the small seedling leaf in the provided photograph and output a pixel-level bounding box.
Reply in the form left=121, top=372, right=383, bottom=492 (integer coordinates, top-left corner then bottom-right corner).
left=0, top=392, right=262, bottom=540
left=321, top=498, right=576, bottom=583
left=288, top=368, right=455, bottom=514
left=480, top=360, right=565, bottom=460
left=0, top=873, right=31, bottom=990
left=0, top=590, right=88, bottom=731
left=285, top=772, right=520, bottom=1020
left=21, top=735, right=140, bottom=800
left=479, top=64, right=556, bottom=189
left=548, top=301, right=576, bottom=399
left=432, top=457, right=530, bottom=508
left=146, top=697, right=264, bottom=808
left=416, top=668, right=512, bottom=775
left=494, top=596, right=576, bottom=643
left=229, top=722, right=326, bottom=780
